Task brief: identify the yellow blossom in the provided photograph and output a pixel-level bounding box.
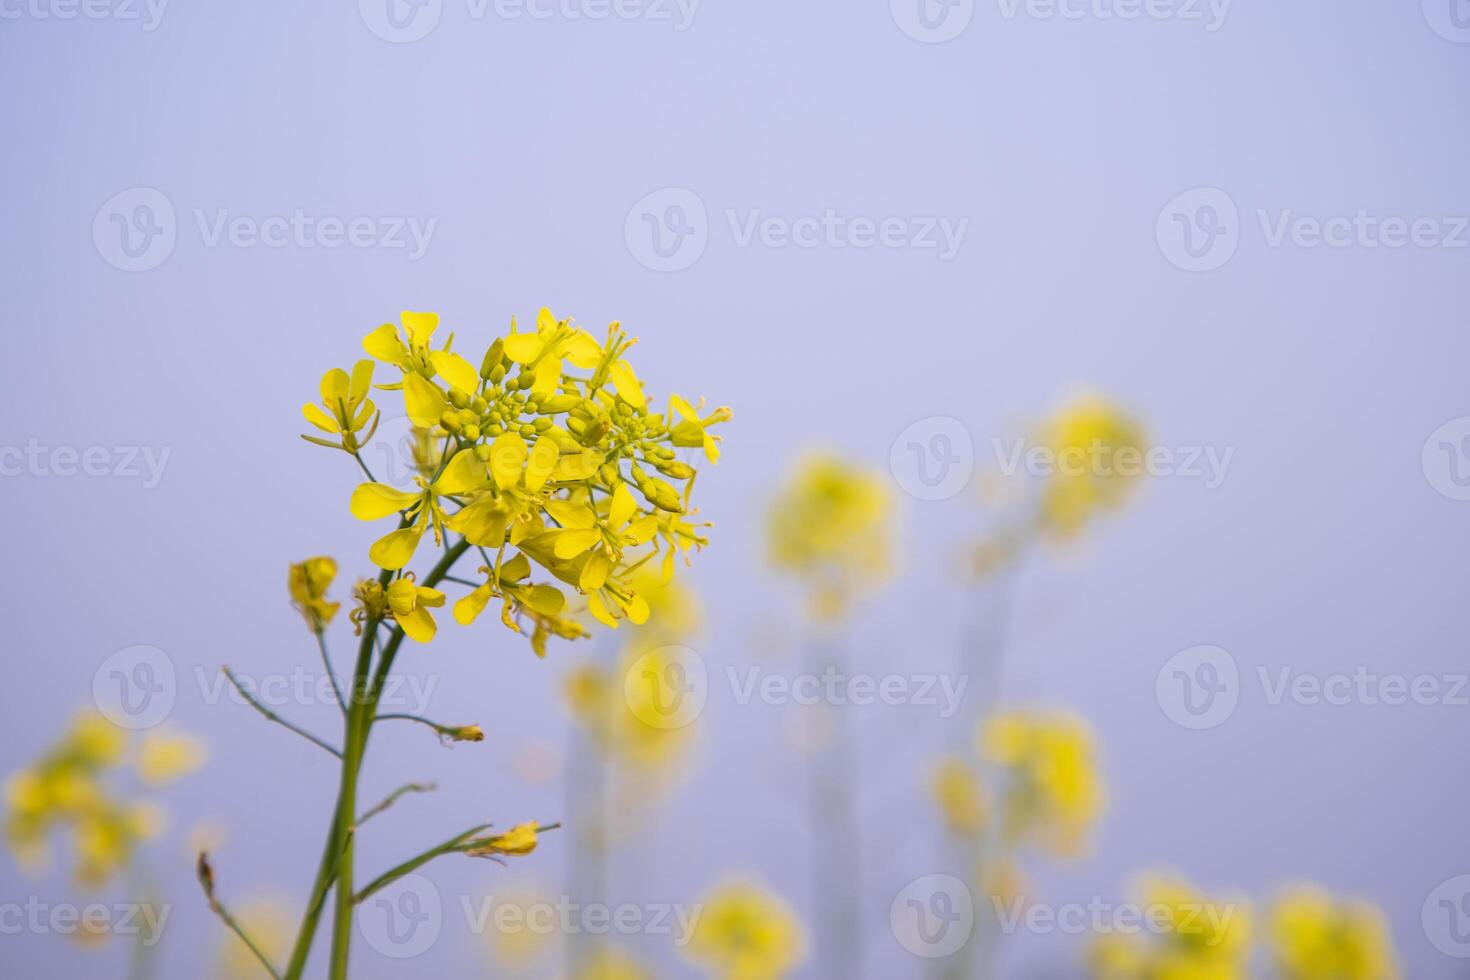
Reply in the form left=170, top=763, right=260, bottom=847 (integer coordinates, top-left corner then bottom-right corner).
left=1087, top=873, right=1251, bottom=980
left=685, top=881, right=804, bottom=980
left=300, top=361, right=378, bottom=454
left=462, top=822, right=540, bottom=858
left=287, top=556, right=340, bottom=631
left=1036, top=394, right=1147, bottom=537
left=766, top=453, right=895, bottom=619
left=137, top=730, right=208, bottom=787
left=981, top=709, right=1103, bottom=857
left=932, top=756, right=987, bottom=837
left=352, top=575, right=446, bottom=643
left=1270, top=886, right=1398, bottom=980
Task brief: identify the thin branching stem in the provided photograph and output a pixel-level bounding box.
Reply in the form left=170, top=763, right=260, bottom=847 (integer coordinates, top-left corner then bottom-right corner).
left=223, top=667, right=341, bottom=758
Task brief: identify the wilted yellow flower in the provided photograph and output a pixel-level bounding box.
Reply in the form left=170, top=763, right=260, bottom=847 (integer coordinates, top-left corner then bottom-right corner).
left=312, top=309, right=727, bottom=658
left=300, top=361, right=378, bottom=455
left=1270, top=886, right=1398, bottom=980
left=981, top=709, right=1103, bottom=857
left=462, top=822, right=540, bottom=859
left=1036, top=394, right=1147, bottom=538
left=287, top=556, right=340, bottom=631
left=932, top=756, right=987, bottom=837
left=685, top=881, right=804, bottom=980
left=1088, top=873, right=1251, bottom=980
left=137, top=730, right=208, bottom=787
left=767, top=453, right=894, bottom=619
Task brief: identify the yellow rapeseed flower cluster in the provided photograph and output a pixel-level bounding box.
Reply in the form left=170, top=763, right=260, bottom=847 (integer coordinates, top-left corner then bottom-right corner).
left=300, top=309, right=729, bottom=656
left=979, top=709, right=1104, bottom=858
left=1035, top=394, right=1148, bottom=538
left=1089, top=873, right=1252, bottom=980
left=4, top=713, right=205, bottom=889
left=766, top=453, right=895, bottom=619
left=683, top=881, right=805, bottom=980
left=1270, top=885, right=1399, bottom=980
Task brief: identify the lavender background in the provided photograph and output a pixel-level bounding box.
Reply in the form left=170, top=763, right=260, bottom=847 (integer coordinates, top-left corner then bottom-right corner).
left=2, top=0, right=1468, bottom=976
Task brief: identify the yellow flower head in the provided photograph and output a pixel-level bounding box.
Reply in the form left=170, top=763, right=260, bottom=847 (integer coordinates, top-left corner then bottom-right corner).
left=313, top=309, right=726, bottom=657
left=981, top=709, right=1104, bottom=857
left=685, top=881, right=805, bottom=980
left=1270, top=885, right=1398, bottom=980
left=1088, top=873, right=1251, bottom=980
left=287, top=556, right=340, bottom=632
left=300, top=361, right=378, bottom=455
left=351, top=575, right=446, bottom=644
left=137, top=730, right=208, bottom=787
left=932, top=755, right=988, bottom=837
left=1036, top=394, right=1147, bottom=538
left=565, top=643, right=695, bottom=771
left=766, top=453, right=895, bottom=619
left=462, top=822, right=540, bottom=859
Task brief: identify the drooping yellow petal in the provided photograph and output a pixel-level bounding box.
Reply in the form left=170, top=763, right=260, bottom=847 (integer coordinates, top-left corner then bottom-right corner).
left=502, top=333, right=543, bottom=364
left=369, top=526, right=425, bottom=570
left=403, top=373, right=447, bottom=428
left=621, top=592, right=650, bottom=625
left=579, top=551, right=613, bottom=591
left=499, top=552, right=531, bottom=582
left=586, top=590, right=618, bottom=629
left=401, top=311, right=439, bottom=350
left=453, top=583, right=494, bottom=625
left=363, top=323, right=407, bottom=364
left=489, top=432, right=528, bottom=489
left=609, top=482, right=636, bottom=527
left=563, top=330, right=602, bottom=370
left=434, top=449, right=489, bottom=495
left=350, top=483, right=421, bottom=520
left=669, top=393, right=698, bottom=422
left=553, top=529, right=601, bottom=559
left=396, top=606, right=437, bottom=643
left=608, top=360, right=645, bottom=410
left=302, top=403, right=340, bottom=433
left=430, top=350, right=480, bottom=394
left=446, top=498, right=511, bottom=547
left=525, top=584, right=565, bottom=616
left=524, top=436, right=559, bottom=493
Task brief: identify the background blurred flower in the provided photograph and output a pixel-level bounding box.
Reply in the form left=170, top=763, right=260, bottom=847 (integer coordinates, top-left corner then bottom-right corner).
left=1270, top=885, right=1398, bottom=980
left=980, top=708, right=1105, bottom=858
left=684, top=880, right=804, bottom=980
left=1087, top=872, right=1252, bottom=980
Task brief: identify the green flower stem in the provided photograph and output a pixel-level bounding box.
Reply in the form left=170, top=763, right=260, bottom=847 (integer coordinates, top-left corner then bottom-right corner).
left=351, top=823, right=491, bottom=905
left=315, top=630, right=348, bottom=716
left=222, top=667, right=341, bottom=758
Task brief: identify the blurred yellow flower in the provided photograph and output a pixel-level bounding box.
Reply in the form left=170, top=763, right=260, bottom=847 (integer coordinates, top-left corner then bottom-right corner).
left=685, top=881, right=804, bottom=980
left=1088, top=873, right=1251, bottom=980
left=766, top=453, right=895, bottom=619
left=1270, top=885, right=1398, bottom=980
left=1035, top=394, right=1147, bottom=538
left=137, top=730, right=208, bottom=787
left=980, top=709, right=1104, bottom=857
left=287, top=556, right=340, bottom=631
left=575, top=944, right=654, bottom=980
left=5, top=712, right=201, bottom=889
left=931, top=755, right=988, bottom=837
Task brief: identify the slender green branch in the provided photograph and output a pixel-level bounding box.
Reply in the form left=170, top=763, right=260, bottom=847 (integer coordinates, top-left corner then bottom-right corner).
left=314, top=631, right=348, bottom=716
left=352, top=823, right=491, bottom=905
left=223, top=667, right=341, bottom=758
left=197, top=852, right=283, bottom=980
left=359, top=782, right=437, bottom=826
left=375, top=713, right=483, bottom=742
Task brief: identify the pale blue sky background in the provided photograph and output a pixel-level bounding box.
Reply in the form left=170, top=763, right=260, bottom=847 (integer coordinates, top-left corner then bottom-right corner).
left=2, top=1, right=1468, bottom=976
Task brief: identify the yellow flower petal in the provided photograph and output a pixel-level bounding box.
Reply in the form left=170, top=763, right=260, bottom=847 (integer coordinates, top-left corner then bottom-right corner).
left=302, top=403, right=340, bottom=433
left=401, top=311, right=439, bottom=350
left=403, top=373, right=447, bottom=428
left=608, top=360, right=645, bottom=410
left=544, top=499, right=596, bottom=530
left=552, top=449, right=602, bottom=482
left=563, top=330, right=602, bottom=370
left=397, top=606, right=437, bottom=643
left=430, top=350, right=480, bottom=394
left=350, top=359, right=375, bottom=401
left=453, top=583, right=494, bottom=625
left=320, top=368, right=350, bottom=406
left=609, top=482, right=636, bottom=527
left=350, top=483, right=421, bottom=520
left=489, top=432, right=529, bottom=489
left=524, top=436, right=559, bottom=493
left=525, top=584, right=565, bottom=616
left=502, top=333, right=543, bottom=364
left=363, top=323, right=406, bottom=365
left=434, top=449, right=489, bottom=495
left=579, top=551, right=612, bottom=591
left=553, top=529, right=601, bottom=559
left=531, top=357, right=560, bottom=400
left=586, top=590, right=618, bottom=629
left=446, top=498, right=511, bottom=547
left=369, top=526, right=425, bottom=570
